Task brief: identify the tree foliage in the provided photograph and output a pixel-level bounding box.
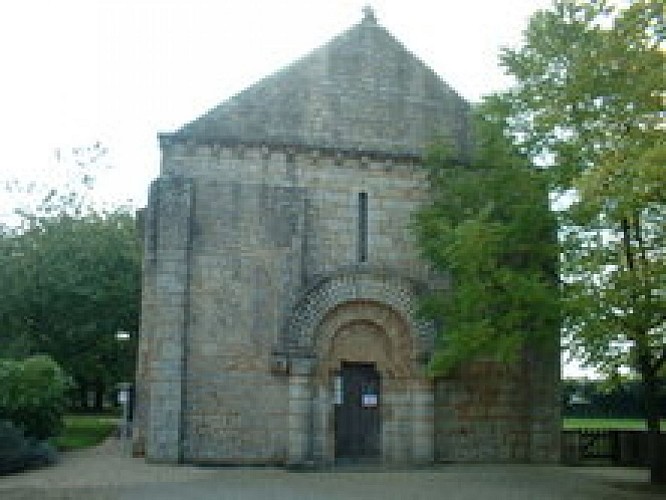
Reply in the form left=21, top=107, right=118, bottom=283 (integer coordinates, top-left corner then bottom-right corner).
left=499, top=0, right=664, bottom=188
left=0, top=210, right=141, bottom=405
left=0, top=355, right=69, bottom=439
left=495, top=0, right=665, bottom=481
left=562, top=146, right=666, bottom=377
left=0, top=143, right=141, bottom=408
left=496, top=0, right=665, bottom=388
left=414, top=101, right=559, bottom=374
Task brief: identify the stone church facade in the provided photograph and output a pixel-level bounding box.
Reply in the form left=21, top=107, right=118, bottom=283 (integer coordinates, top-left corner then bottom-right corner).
left=135, top=9, right=560, bottom=466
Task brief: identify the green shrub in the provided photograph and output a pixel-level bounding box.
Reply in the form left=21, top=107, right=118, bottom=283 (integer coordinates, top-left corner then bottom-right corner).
left=0, top=420, right=57, bottom=474
left=0, top=355, right=69, bottom=439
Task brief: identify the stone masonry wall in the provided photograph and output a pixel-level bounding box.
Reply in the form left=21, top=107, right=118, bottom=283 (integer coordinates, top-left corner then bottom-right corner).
left=160, top=141, right=431, bottom=285
left=528, top=341, right=562, bottom=463
left=434, top=353, right=560, bottom=463
left=183, top=180, right=305, bottom=462
left=138, top=139, right=560, bottom=464
left=152, top=141, right=432, bottom=462
left=434, top=361, right=531, bottom=463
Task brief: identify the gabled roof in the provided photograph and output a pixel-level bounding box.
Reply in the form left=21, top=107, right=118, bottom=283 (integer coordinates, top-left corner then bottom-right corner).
left=174, top=8, right=472, bottom=159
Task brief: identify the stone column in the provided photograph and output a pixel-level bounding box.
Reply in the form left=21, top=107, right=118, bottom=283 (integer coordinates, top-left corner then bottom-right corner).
left=312, top=382, right=332, bottom=464
left=287, top=356, right=315, bottom=466
left=412, top=378, right=434, bottom=464
left=142, top=176, right=194, bottom=463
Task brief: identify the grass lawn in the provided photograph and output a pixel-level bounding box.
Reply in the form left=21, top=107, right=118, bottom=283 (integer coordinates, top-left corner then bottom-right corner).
left=563, top=417, right=666, bottom=431
left=51, top=414, right=118, bottom=451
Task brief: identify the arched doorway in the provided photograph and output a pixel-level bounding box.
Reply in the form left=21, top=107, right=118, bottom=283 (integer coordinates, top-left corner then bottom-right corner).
left=325, top=319, right=387, bottom=461
left=281, top=274, right=435, bottom=466
left=309, top=300, right=431, bottom=464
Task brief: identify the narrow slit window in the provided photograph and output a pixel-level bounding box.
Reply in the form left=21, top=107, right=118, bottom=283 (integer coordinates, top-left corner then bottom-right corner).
left=358, top=192, right=368, bottom=262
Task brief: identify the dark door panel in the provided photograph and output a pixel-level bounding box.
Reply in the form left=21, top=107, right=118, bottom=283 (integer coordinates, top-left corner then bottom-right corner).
left=335, top=362, right=380, bottom=459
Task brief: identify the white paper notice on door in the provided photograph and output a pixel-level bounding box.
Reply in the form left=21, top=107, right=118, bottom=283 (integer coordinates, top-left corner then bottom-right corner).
left=362, top=394, right=378, bottom=407
left=334, top=375, right=343, bottom=405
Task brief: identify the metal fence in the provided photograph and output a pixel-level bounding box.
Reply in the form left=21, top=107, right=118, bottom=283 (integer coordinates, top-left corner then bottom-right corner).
left=561, top=430, right=653, bottom=466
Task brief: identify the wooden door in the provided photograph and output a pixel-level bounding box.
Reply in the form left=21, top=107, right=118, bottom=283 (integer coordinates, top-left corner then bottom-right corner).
left=334, top=362, right=380, bottom=460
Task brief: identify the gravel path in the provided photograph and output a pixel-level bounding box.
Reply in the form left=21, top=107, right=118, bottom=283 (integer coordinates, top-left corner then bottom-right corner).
left=0, top=438, right=662, bottom=500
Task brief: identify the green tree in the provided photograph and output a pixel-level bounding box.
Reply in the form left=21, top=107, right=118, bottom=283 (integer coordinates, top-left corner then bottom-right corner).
left=498, top=0, right=663, bottom=187
left=414, top=101, right=559, bottom=374
left=0, top=210, right=141, bottom=409
left=0, top=143, right=141, bottom=410
left=496, top=0, right=665, bottom=482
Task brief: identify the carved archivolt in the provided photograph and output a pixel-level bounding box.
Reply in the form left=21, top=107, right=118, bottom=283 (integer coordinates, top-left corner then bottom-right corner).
left=316, top=301, right=414, bottom=379
left=281, top=273, right=434, bottom=373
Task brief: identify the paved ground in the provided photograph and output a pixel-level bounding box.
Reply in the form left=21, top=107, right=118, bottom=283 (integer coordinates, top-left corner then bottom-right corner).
left=0, top=438, right=663, bottom=500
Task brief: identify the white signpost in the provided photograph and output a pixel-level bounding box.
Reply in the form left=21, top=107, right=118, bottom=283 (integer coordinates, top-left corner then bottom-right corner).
left=115, top=330, right=132, bottom=455
left=118, top=382, right=131, bottom=455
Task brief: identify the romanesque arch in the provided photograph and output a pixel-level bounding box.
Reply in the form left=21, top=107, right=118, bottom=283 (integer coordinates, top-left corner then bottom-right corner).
left=315, top=300, right=413, bottom=379
left=282, top=272, right=436, bottom=465
left=281, top=271, right=434, bottom=361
